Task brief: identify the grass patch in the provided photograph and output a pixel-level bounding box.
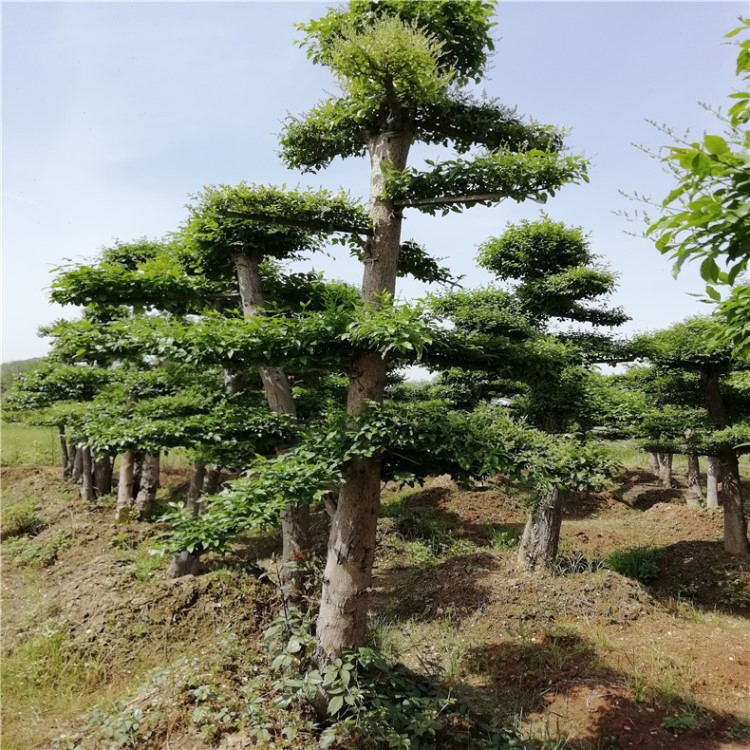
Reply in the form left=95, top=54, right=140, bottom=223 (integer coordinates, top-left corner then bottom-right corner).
left=1, top=498, right=46, bottom=540
left=1, top=423, right=59, bottom=466
left=4, top=531, right=73, bottom=568
left=606, top=546, right=661, bottom=583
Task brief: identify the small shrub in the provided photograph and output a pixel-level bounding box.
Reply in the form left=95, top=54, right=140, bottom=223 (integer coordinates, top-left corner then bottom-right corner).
left=488, top=526, right=520, bottom=550
left=553, top=552, right=608, bottom=576
left=606, top=546, right=660, bottom=583
left=718, top=574, right=750, bottom=608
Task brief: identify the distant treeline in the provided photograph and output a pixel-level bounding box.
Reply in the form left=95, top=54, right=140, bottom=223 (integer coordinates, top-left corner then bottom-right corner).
left=1, top=358, right=45, bottom=394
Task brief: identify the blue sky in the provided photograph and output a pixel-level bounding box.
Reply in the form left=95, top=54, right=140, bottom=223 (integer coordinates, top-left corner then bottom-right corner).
left=2, top=1, right=747, bottom=361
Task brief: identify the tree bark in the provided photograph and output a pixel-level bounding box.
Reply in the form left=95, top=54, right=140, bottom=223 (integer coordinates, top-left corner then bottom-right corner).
left=316, top=129, right=412, bottom=660
left=706, top=456, right=721, bottom=509
left=134, top=452, right=160, bottom=518
left=72, top=447, right=83, bottom=483
left=685, top=453, right=702, bottom=508
left=93, top=453, right=113, bottom=497
left=704, top=369, right=749, bottom=554
left=649, top=452, right=659, bottom=475
left=517, top=488, right=563, bottom=572
left=186, top=461, right=207, bottom=517
left=115, top=451, right=136, bottom=522
left=204, top=466, right=222, bottom=496
left=167, top=551, right=203, bottom=578
left=720, top=451, right=749, bottom=555
left=657, top=452, right=673, bottom=489
left=233, top=250, right=309, bottom=591
left=79, top=446, right=94, bottom=502
left=59, top=425, right=70, bottom=479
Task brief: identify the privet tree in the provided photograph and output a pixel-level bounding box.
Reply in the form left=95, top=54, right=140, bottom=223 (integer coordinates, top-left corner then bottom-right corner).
left=276, top=1, right=587, bottom=656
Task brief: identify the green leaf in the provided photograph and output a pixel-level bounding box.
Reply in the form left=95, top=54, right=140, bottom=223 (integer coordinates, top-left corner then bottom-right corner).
left=327, top=695, right=344, bottom=715
left=699, top=256, right=720, bottom=283
left=705, top=285, right=721, bottom=301
left=704, top=135, right=729, bottom=155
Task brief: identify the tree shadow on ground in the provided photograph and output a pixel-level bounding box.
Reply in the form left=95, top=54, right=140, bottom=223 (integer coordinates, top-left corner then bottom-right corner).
left=464, top=631, right=750, bottom=749
left=644, top=539, right=750, bottom=619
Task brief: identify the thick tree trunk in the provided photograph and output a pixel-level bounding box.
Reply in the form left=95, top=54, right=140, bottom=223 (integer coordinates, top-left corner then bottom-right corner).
left=720, top=451, right=749, bottom=555
left=134, top=453, right=160, bottom=518
left=706, top=455, right=721, bottom=509
left=233, top=250, right=309, bottom=591
left=316, top=130, right=411, bottom=660
left=186, top=461, right=207, bottom=517
left=115, top=451, right=136, bottom=522
left=686, top=454, right=702, bottom=508
left=704, top=369, right=749, bottom=553
left=79, top=446, right=94, bottom=502
left=657, top=452, right=673, bottom=489
left=204, top=466, right=221, bottom=496
left=649, top=452, right=659, bottom=475
left=517, top=488, right=563, bottom=572
left=59, top=425, right=70, bottom=479
left=93, top=453, right=113, bottom=497
left=167, top=551, right=202, bottom=578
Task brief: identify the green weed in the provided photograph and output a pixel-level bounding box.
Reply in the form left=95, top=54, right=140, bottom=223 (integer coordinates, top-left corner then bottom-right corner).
left=4, top=531, right=72, bottom=568
left=605, top=546, right=660, bottom=583
left=1, top=498, right=46, bottom=540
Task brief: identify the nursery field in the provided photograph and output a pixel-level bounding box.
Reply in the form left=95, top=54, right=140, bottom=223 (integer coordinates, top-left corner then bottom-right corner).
left=2, top=434, right=749, bottom=750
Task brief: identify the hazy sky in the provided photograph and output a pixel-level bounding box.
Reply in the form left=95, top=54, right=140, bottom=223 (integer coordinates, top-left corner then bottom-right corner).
left=2, top=1, right=747, bottom=362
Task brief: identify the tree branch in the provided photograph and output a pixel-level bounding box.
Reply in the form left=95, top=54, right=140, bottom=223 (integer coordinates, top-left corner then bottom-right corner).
left=221, top=210, right=369, bottom=235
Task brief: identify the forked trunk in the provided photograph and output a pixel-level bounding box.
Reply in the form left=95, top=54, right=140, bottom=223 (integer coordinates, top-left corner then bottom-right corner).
left=720, top=451, right=749, bottom=555
left=316, top=130, right=411, bottom=660
left=79, top=446, right=94, bottom=502
left=115, top=451, right=136, bottom=522
left=93, top=453, right=113, bottom=497
left=686, top=454, right=702, bottom=508
left=204, top=466, right=222, bottom=496
left=649, top=452, right=659, bottom=475
left=706, top=455, right=720, bottom=509
left=134, top=453, right=160, bottom=518
left=59, top=425, right=70, bottom=479
left=517, top=488, right=563, bottom=572
left=657, top=452, right=673, bottom=488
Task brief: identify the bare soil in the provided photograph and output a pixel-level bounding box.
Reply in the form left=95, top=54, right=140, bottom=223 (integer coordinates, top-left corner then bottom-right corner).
left=2, top=464, right=749, bottom=749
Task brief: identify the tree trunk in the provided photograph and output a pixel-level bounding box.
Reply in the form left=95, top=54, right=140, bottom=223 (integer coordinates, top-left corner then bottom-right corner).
left=79, top=446, right=94, bottom=502
left=186, top=461, right=207, bottom=517
left=167, top=551, right=203, bottom=578
left=233, top=250, right=309, bottom=591
left=706, top=455, right=721, bottom=509
left=116, top=451, right=136, bottom=522
left=204, top=466, right=221, bottom=496
left=316, top=130, right=412, bottom=660
left=686, top=453, right=702, bottom=508
left=59, top=425, right=70, bottom=479
left=131, top=454, right=143, bottom=500
left=72, top=447, right=83, bottom=483
left=649, top=452, right=659, bottom=475
left=704, top=369, right=749, bottom=553
left=517, top=488, right=563, bottom=572
left=720, top=451, right=749, bottom=555
left=657, top=452, right=673, bottom=488
left=134, top=453, right=160, bottom=518
left=93, top=453, right=113, bottom=497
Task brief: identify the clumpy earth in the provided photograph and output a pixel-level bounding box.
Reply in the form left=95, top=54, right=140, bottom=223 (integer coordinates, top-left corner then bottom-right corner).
left=2, top=463, right=749, bottom=749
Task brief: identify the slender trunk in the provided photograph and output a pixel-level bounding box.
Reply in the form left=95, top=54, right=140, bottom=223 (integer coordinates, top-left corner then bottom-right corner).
left=115, top=451, right=136, bottom=522
left=186, top=461, right=207, bottom=517
left=79, top=446, right=94, bottom=502
left=134, top=453, right=160, bottom=519
left=233, top=250, right=308, bottom=591
left=167, top=550, right=202, bottom=578
left=649, top=452, right=659, bottom=475
left=72, top=447, right=83, bottom=483
left=706, top=455, right=721, bottom=509
left=686, top=454, right=702, bottom=508
left=720, top=451, right=749, bottom=555
left=517, top=488, right=563, bottom=572
left=59, top=425, right=70, bottom=479
left=203, top=466, right=221, bottom=496
left=93, top=453, right=113, bottom=497
left=131, top=454, right=143, bottom=500
left=657, top=452, right=673, bottom=489
left=704, top=369, right=749, bottom=554
left=316, top=130, right=412, bottom=660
